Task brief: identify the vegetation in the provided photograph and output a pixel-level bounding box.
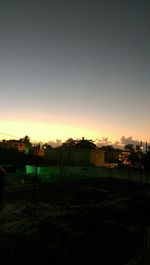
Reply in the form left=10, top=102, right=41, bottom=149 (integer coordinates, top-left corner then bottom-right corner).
left=62, top=137, right=97, bottom=149
left=0, top=135, right=150, bottom=171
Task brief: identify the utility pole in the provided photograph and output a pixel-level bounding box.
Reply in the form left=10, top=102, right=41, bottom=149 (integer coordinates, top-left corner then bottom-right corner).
left=146, top=142, right=148, bottom=153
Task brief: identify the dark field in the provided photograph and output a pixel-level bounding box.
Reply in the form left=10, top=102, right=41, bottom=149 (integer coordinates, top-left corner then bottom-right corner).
left=1, top=177, right=150, bottom=265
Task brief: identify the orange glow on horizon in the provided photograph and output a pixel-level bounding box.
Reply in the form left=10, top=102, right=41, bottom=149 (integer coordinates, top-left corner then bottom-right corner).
left=0, top=118, right=149, bottom=144
left=0, top=120, right=101, bottom=143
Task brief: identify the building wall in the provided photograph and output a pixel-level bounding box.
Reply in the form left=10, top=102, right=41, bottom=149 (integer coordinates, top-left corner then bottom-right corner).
left=44, top=148, right=105, bottom=166
left=91, top=150, right=105, bottom=166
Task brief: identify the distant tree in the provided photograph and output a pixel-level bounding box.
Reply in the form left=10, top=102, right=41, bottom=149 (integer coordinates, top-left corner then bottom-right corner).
left=20, top=135, right=32, bottom=147
left=142, top=150, right=150, bottom=171
left=124, top=144, right=134, bottom=152
left=128, top=152, right=140, bottom=166
left=42, top=143, right=52, bottom=149
left=100, top=145, right=121, bottom=163
left=123, top=144, right=144, bottom=167
left=100, top=145, right=114, bottom=151
left=62, top=138, right=77, bottom=148
left=75, top=137, right=97, bottom=149
left=135, top=145, right=142, bottom=152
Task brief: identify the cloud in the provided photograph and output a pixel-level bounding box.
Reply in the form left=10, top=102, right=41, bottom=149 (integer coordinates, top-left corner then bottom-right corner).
left=95, top=137, right=112, bottom=147
left=95, top=136, right=148, bottom=150
left=47, top=139, right=62, bottom=147
left=120, top=136, right=150, bottom=151
left=120, top=136, right=141, bottom=146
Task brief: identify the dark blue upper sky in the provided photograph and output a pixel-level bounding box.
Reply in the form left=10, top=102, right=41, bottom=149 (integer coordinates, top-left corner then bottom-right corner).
left=0, top=0, right=150, bottom=143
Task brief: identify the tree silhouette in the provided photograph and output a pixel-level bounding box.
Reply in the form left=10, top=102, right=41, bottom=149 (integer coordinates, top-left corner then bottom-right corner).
left=20, top=135, right=31, bottom=145
left=62, top=138, right=77, bottom=148
left=75, top=137, right=97, bottom=149
left=142, top=150, right=150, bottom=171
left=124, top=144, right=134, bottom=152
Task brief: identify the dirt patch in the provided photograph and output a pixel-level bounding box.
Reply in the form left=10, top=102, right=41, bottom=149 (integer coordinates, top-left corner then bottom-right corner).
left=0, top=177, right=150, bottom=265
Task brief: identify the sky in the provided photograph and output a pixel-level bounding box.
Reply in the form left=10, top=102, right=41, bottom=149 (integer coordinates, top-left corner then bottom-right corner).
left=0, top=0, right=150, bottom=145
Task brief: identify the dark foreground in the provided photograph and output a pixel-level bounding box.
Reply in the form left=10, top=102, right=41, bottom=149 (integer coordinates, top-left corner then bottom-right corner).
left=1, top=177, right=150, bottom=265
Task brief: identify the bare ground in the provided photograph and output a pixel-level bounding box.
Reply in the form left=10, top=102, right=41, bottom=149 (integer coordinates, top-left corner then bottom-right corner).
left=0, top=177, right=150, bottom=265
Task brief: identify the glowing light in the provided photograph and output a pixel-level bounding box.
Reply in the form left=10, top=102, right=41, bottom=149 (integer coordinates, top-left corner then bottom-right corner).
left=0, top=120, right=100, bottom=143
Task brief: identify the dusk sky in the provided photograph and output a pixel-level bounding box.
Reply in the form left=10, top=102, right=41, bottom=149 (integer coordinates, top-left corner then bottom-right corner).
left=0, top=0, right=150, bottom=144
